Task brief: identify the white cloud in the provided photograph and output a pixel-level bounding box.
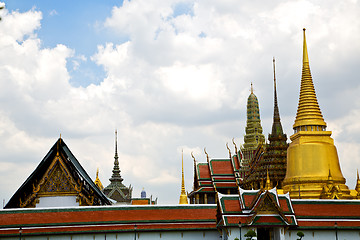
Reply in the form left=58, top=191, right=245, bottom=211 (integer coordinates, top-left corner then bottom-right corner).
left=49, top=9, right=58, bottom=16
left=0, top=8, right=41, bottom=42
left=1, top=0, right=360, bottom=204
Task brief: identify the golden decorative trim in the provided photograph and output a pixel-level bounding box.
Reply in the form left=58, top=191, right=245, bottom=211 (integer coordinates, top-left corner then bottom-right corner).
left=20, top=152, right=88, bottom=207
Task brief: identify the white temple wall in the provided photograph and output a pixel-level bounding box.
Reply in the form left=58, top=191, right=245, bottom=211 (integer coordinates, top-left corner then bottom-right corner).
left=36, top=196, right=78, bottom=208
left=3, top=228, right=360, bottom=240
left=286, top=229, right=360, bottom=240
left=1, top=230, right=220, bottom=240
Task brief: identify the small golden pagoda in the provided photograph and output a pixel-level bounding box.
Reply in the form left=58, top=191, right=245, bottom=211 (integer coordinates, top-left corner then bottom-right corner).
left=282, top=29, right=351, bottom=199
left=179, top=150, right=188, bottom=204
left=94, top=168, right=104, bottom=191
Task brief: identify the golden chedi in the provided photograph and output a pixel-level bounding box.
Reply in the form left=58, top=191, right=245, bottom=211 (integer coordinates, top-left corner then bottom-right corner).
left=282, top=29, right=351, bottom=199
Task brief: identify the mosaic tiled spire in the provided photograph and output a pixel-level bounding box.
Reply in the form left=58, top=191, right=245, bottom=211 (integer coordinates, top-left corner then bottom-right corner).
left=109, top=130, right=123, bottom=183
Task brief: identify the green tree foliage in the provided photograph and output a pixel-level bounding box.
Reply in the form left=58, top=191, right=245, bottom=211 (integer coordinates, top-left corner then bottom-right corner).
left=297, top=231, right=305, bottom=240
left=244, top=229, right=257, bottom=240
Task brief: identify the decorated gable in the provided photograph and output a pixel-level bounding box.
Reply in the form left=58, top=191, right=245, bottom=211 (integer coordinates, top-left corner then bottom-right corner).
left=5, top=138, right=110, bottom=208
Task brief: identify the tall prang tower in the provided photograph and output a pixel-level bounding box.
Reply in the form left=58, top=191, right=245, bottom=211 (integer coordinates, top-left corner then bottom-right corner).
left=260, top=58, right=288, bottom=188
left=241, top=60, right=288, bottom=189
left=240, top=83, right=265, bottom=177
left=282, top=29, right=351, bottom=199
left=103, top=130, right=133, bottom=203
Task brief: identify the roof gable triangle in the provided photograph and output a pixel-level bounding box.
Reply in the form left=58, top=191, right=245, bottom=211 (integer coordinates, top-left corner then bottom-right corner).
left=248, top=191, right=290, bottom=226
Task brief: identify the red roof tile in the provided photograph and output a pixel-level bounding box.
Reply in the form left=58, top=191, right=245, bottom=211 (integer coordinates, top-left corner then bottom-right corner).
left=0, top=206, right=217, bottom=227
left=292, top=201, right=360, bottom=218
left=278, top=198, right=291, bottom=213
left=297, top=220, right=360, bottom=228
left=214, top=182, right=237, bottom=188
left=223, top=199, right=241, bottom=212
left=242, top=193, right=258, bottom=209
left=210, top=160, right=233, bottom=175
left=198, top=164, right=211, bottom=179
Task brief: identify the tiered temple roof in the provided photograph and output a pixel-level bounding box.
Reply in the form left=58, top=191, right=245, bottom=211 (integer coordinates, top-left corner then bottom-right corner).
left=188, top=149, right=240, bottom=204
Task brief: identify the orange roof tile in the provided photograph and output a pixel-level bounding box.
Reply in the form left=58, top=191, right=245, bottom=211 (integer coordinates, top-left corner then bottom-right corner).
left=198, top=164, right=211, bottom=179
left=222, top=199, right=241, bottom=212
left=292, top=201, right=360, bottom=218
left=210, top=160, right=233, bottom=175
left=0, top=206, right=217, bottom=227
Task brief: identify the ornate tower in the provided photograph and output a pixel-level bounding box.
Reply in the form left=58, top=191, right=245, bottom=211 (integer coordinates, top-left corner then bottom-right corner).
left=103, top=130, right=133, bottom=203
left=261, top=58, right=288, bottom=188
left=282, top=29, right=351, bottom=199
left=240, top=83, right=265, bottom=176
left=179, top=150, right=188, bottom=204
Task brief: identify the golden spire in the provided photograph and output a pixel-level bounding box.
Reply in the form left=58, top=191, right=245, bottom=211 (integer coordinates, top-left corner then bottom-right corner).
left=265, top=168, right=271, bottom=190
left=293, top=28, right=326, bottom=130
left=179, top=149, right=188, bottom=204
left=282, top=29, right=350, bottom=199
left=356, top=170, right=360, bottom=192
left=94, top=168, right=104, bottom=190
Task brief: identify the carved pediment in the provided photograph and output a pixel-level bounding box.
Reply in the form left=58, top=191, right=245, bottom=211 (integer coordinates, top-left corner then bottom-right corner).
left=247, top=191, right=290, bottom=226
left=20, top=156, right=82, bottom=207
left=257, top=194, right=279, bottom=214
left=6, top=137, right=110, bottom=209
left=38, top=161, right=76, bottom=195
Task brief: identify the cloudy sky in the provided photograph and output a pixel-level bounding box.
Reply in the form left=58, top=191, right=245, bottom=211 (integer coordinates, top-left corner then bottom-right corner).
left=0, top=0, right=360, bottom=205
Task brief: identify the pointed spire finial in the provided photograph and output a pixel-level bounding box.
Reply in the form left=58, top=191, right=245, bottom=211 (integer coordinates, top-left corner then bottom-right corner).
left=355, top=169, right=360, bottom=192
left=109, top=129, right=123, bottom=183
left=265, top=168, right=271, bottom=190
left=115, top=129, right=118, bottom=159
left=303, top=28, right=309, bottom=64
left=273, top=57, right=276, bottom=89
left=273, top=57, right=278, bottom=113
left=251, top=82, right=254, bottom=94
left=179, top=149, right=188, bottom=204
left=270, top=57, right=284, bottom=136
left=293, top=28, right=327, bottom=130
